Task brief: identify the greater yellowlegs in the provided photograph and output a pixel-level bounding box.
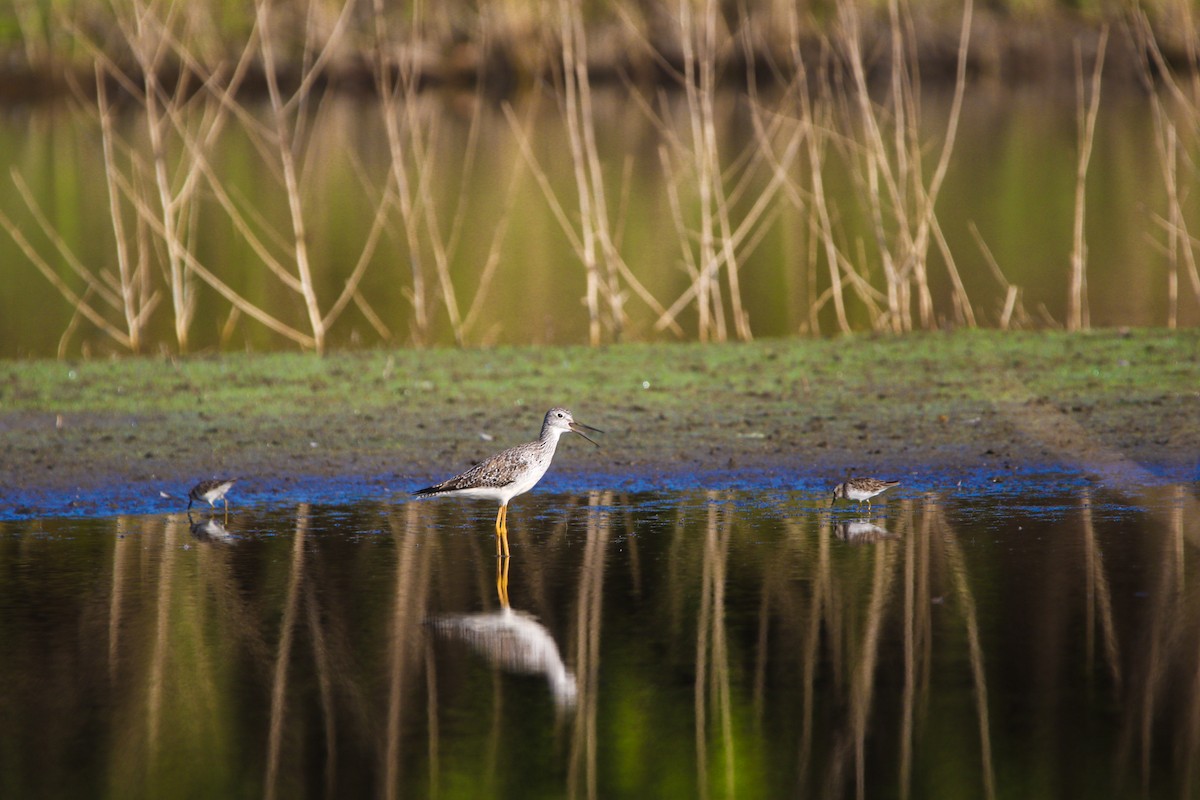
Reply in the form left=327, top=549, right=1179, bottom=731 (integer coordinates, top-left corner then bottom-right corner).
left=830, top=477, right=899, bottom=509
left=411, top=407, right=601, bottom=557
left=188, top=478, right=237, bottom=512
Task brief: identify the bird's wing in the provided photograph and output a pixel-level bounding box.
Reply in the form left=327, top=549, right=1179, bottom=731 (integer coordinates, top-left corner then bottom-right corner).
left=413, top=446, right=536, bottom=494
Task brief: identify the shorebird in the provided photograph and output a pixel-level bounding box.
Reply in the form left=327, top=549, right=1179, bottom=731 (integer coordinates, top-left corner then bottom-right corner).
left=411, top=407, right=601, bottom=557
left=188, top=478, right=237, bottom=512
left=830, top=477, right=900, bottom=510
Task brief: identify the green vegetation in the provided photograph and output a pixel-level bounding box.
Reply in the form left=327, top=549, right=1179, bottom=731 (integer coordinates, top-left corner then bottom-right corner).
left=4, top=328, right=1193, bottom=415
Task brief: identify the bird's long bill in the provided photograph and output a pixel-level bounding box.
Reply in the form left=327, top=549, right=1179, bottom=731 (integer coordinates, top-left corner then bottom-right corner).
left=569, top=421, right=603, bottom=447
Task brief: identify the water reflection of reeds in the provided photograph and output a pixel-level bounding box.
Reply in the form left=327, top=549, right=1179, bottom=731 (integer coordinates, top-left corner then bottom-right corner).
left=4, top=4, right=1200, bottom=356
left=5, top=484, right=1200, bottom=796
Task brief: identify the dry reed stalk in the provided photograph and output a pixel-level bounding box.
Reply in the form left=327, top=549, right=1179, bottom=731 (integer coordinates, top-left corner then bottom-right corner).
left=651, top=45, right=804, bottom=337
left=911, top=0, right=976, bottom=327
left=458, top=144, right=523, bottom=338
left=108, top=166, right=318, bottom=347
left=1131, top=9, right=1200, bottom=130
left=562, top=1, right=601, bottom=344
left=702, top=22, right=752, bottom=342
left=837, top=0, right=908, bottom=331
left=257, top=0, right=327, bottom=352
left=1160, top=119, right=1180, bottom=329
left=58, top=288, right=94, bottom=359
left=828, top=0, right=975, bottom=333
left=131, top=0, right=382, bottom=353
left=930, top=214, right=976, bottom=327
left=96, top=67, right=159, bottom=353
left=373, top=1, right=525, bottom=346
left=652, top=130, right=797, bottom=336
left=1068, top=28, right=1108, bottom=332
left=89, top=102, right=318, bottom=347
left=968, top=221, right=1028, bottom=330
left=376, top=94, right=430, bottom=341
left=129, top=3, right=197, bottom=351
left=397, top=64, right=462, bottom=340
left=1130, top=13, right=1200, bottom=318
left=678, top=0, right=723, bottom=342
left=62, top=0, right=268, bottom=353
left=73, top=1, right=246, bottom=353
left=0, top=175, right=134, bottom=350
left=503, top=78, right=673, bottom=341
left=640, top=0, right=794, bottom=341
left=795, top=57, right=851, bottom=334
left=559, top=0, right=626, bottom=343
left=568, top=0, right=627, bottom=340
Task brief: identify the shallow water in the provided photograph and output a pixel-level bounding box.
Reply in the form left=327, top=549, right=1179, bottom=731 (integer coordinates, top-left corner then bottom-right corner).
left=2, top=479, right=1199, bottom=799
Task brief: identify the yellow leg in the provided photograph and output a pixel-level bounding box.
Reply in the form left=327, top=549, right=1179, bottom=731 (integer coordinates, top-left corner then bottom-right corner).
left=495, top=556, right=511, bottom=608
left=495, top=504, right=510, bottom=559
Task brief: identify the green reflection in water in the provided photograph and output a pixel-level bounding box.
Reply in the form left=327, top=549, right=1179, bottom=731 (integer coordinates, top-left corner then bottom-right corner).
left=0, top=83, right=1197, bottom=358
left=1, top=484, right=1199, bottom=797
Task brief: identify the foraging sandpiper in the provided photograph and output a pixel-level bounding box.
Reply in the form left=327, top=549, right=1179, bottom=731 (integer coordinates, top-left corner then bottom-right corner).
left=830, top=477, right=900, bottom=510
left=188, top=478, right=238, bottom=512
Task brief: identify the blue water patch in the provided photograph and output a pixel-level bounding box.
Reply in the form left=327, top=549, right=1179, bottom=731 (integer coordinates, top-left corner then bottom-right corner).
left=1, top=461, right=1195, bottom=522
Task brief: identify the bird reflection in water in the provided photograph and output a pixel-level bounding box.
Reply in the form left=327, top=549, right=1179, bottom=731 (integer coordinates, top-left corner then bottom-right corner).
left=426, top=557, right=578, bottom=709
left=835, top=519, right=896, bottom=544
left=188, top=512, right=236, bottom=543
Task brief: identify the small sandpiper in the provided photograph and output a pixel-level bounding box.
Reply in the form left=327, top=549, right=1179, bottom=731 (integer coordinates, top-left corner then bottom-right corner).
left=411, top=407, right=601, bottom=557
left=188, top=478, right=238, bottom=512
left=830, top=477, right=900, bottom=510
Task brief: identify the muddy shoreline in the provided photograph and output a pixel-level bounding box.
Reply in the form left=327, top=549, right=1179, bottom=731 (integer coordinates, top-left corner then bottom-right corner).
left=1, top=330, right=1197, bottom=520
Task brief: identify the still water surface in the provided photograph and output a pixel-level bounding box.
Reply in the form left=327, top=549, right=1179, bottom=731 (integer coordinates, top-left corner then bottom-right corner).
left=2, top=481, right=1199, bottom=798
left=2, top=83, right=1198, bottom=357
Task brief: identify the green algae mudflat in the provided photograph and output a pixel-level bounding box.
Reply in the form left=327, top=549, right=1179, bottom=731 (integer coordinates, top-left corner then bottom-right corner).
left=1, top=329, right=1197, bottom=515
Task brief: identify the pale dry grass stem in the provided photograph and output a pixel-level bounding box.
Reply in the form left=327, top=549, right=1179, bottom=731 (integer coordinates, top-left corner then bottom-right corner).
left=73, top=0, right=255, bottom=352
left=505, top=4, right=673, bottom=344
left=1068, top=27, right=1108, bottom=332
left=96, top=66, right=160, bottom=353
left=1133, top=11, right=1200, bottom=327
left=830, top=0, right=977, bottom=333
left=372, top=3, right=534, bottom=347
left=0, top=173, right=135, bottom=351
left=968, top=221, right=1030, bottom=330
left=7, top=0, right=1192, bottom=354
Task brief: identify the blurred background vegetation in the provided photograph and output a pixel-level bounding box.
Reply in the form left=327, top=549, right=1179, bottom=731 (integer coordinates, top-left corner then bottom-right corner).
left=2, top=0, right=1197, bottom=99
